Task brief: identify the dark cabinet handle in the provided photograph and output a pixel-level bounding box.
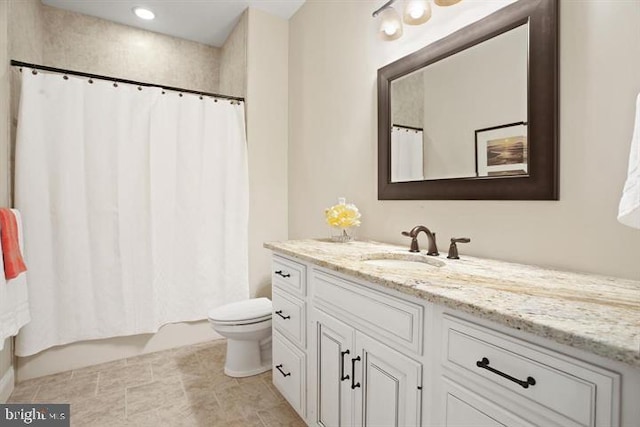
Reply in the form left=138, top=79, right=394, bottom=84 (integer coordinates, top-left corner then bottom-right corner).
left=275, top=310, right=290, bottom=320
left=351, top=356, right=361, bottom=389
left=275, top=270, right=291, bottom=278
left=340, top=350, right=350, bottom=381
left=276, top=364, right=291, bottom=377
left=476, top=357, right=536, bottom=389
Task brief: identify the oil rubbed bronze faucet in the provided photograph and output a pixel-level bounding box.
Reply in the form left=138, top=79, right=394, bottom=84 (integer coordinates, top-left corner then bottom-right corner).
left=401, top=225, right=439, bottom=256
left=447, top=237, right=471, bottom=259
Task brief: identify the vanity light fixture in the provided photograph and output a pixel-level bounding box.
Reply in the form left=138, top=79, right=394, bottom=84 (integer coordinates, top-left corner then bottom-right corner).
left=377, top=6, right=404, bottom=40
left=373, top=0, right=462, bottom=40
left=403, top=0, right=432, bottom=25
left=132, top=6, right=155, bottom=20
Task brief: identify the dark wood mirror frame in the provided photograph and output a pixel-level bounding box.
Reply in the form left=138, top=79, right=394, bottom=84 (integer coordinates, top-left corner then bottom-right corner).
left=377, top=0, right=558, bottom=200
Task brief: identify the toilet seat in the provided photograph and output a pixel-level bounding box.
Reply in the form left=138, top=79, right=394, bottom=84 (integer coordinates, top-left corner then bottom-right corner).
left=208, top=297, right=272, bottom=325
left=210, top=315, right=271, bottom=326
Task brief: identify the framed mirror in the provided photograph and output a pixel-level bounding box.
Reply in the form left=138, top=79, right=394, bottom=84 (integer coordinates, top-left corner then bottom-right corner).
left=377, top=0, right=558, bottom=200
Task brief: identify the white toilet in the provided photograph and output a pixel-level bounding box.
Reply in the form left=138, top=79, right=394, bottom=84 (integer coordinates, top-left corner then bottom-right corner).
left=208, top=297, right=273, bottom=377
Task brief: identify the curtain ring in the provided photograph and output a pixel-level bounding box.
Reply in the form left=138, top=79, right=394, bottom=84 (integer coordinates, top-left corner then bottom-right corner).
left=137, top=86, right=142, bottom=91
left=88, top=79, right=93, bottom=84
left=199, top=96, right=203, bottom=100
left=32, top=69, right=38, bottom=75
left=161, top=90, right=166, bottom=95
left=214, top=99, right=218, bottom=103
left=63, top=75, right=69, bottom=80
left=113, top=82, right=118, bottom=88
left=179, top=93, right=183, bottom=97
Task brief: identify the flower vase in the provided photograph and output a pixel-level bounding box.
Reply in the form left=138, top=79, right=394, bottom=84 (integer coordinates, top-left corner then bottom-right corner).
left=331, top=227, right=355, bottom=243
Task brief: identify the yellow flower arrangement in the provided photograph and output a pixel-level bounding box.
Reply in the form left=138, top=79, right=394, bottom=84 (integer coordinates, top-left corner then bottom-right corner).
left=325, top=198, right=362, bottom=229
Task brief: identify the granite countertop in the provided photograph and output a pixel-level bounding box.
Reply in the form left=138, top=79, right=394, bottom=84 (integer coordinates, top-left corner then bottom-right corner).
left=264, top=239, right=640, bottom=368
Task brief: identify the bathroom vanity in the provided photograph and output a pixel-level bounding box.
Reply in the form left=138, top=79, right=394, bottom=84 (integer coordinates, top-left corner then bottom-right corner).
left=265, top=239, right=640, bottom=427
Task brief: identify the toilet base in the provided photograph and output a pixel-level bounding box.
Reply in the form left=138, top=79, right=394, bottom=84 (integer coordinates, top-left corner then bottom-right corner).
left=223, top=337, right=272, bottom=378
left=224, top=364, right=271, bottom=378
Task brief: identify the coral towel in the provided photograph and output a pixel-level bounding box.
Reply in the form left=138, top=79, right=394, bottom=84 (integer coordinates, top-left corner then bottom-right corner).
left=0, top=208, right=27, bottom=280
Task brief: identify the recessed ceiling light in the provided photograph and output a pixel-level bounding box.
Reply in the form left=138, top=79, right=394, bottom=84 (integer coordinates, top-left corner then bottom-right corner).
left=132, top=7, right=155, bottom=20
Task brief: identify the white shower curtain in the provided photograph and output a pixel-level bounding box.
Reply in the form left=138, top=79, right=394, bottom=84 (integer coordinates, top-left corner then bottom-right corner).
left=391, top=126, right=424, bottom=182
left=14, top=71, right=249, bottom=356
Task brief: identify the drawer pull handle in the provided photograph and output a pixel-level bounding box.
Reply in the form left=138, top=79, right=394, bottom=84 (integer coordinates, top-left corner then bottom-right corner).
left=351, top=356, right=361, bottom=389
left=276, top=364, right=291, bottom=377
left=275, top=270, right=291, bottom=278
left=476, top=357, right=536, bottom=389
left=340, top=350, right=350, bottom=381
left=275, top=310, right=291, bottom=320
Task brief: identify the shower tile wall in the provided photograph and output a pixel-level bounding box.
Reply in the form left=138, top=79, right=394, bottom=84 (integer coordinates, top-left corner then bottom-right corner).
left=41, top=6, right=221, bottom=94
left=219, top=10, right=248, bottom=98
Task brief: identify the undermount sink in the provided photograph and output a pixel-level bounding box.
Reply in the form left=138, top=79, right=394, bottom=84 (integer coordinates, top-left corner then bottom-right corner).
left=360, top=253, right=445, bottom=269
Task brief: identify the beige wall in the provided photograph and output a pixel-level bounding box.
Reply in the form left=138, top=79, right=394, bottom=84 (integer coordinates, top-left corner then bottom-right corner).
left=246, top=8, right=289, bottom=298
left=220, top=11, right=248, bottom=98
left=289, top=0, right=640, bottom=280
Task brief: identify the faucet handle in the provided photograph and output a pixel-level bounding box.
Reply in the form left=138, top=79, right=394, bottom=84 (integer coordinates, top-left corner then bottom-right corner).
left=447, top=237, right=470, bottom=259
left=451, top=237, right=470, bottom=244
left=401, top=231, right=420, bottom=252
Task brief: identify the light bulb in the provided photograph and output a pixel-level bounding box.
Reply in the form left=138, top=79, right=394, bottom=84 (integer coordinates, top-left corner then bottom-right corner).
left=133, top=7, right=155, bottom=20
left=383, top=23, right=398, bottom=36
left=403, top=0, right=431, bottom=25
left=409, top=6, right=424, bottom=19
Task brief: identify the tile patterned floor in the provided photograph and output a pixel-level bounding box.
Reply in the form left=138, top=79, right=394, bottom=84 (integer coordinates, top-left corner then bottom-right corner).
left=8, top=340, right=306, bottom=426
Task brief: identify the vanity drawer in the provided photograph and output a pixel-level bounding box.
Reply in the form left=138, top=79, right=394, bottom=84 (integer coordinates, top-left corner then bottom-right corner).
left=272, top=255, right=306, bottom=297
left=442, top=316, right=618, bottom=427
left=272, top=288, right=306, bottom=348
left=312, top=269, right=423, bottom=355
left=272, top=330, right=306, bottom=418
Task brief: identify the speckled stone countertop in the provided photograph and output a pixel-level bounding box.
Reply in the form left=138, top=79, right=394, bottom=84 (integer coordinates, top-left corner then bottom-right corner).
left=264, top=239, right=640, bottom=368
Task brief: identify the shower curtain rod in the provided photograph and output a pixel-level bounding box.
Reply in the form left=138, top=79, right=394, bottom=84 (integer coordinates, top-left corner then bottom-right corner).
left=10, top=60, right=245, bottom=102
left=392, top=123, right=423, bottom=132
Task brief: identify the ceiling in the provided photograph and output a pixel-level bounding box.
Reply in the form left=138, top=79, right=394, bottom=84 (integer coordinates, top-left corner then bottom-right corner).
left=41, top=0, right=306, bottom=47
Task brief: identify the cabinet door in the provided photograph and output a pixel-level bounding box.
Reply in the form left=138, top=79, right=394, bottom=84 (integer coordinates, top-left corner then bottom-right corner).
left=354, top=331, right=422, bottom=427
left=314, top=309, right=356, bottom=427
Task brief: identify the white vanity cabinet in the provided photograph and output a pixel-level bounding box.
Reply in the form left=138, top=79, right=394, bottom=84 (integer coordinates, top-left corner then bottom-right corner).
left=267, top=251, right=638, bottom=427
left=311, top=269, right=423, bottom=427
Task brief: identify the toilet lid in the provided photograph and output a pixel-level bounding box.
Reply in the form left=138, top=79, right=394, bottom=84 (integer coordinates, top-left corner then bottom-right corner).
left=208, top=297, right=272, bottom=323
